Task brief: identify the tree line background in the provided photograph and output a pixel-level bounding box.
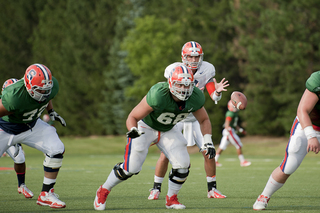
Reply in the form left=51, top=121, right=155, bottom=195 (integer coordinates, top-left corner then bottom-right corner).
left=1, top=0, right=319, bottom=143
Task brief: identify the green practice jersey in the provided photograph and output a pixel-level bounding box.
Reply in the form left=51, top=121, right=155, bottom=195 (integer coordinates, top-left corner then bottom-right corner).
left=143, top=82, right=205, bottom=132
left=1, top=77, right=59, bottom=124
left=306, top=71, right=320, bottom=127
left=225, top=110, right=239, bottom=129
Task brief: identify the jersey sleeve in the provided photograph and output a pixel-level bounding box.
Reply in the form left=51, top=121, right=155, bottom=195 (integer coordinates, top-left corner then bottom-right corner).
left=306, top=71, right=320, bottom=95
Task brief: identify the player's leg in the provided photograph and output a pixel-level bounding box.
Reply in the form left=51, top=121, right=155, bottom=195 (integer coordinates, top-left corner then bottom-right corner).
left=226, top=128, right=251, bottom=166
left=21, top=120, right=66, bottom=208
left=215, top=128, right=229, bottom=167
left=158, top=127, right=190, bottom=209
left=6, top=144, right=33, bottom=198
left=95, top=120, right=156, bottom=210
left=253, top=119, right=308, bottom=210
left=148, top=152, right=168, bottom=200
left=191, top=121, right=226, bottom=198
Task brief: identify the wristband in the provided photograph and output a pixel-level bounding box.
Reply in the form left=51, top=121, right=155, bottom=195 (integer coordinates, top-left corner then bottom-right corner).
left=204, top=134, right=213, bottom=145
left=304, top=126, right=317, bottom=140
left=211, top=91, right=222, bottom=102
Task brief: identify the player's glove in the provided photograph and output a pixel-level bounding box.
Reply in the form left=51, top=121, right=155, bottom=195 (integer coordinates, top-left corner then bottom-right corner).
left=238, top=128, right=247, bottom=136
left=126, top=127, right=144, bottom=138
left=201, top=142, right=216, bottom=159
left=48, top=109, right=66, bottom=127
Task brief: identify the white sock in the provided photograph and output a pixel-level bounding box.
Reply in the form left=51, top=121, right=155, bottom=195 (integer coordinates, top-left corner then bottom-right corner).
left=43, top=177, right=56, bottom=185
left=167, top=180, right=182, bottom=197
left=238, top=154, right=245, bottom=162
left=206, top=175, right=216, bottom=182
left=215, top=154, right=220, bottom=161
left=154, top=175, right=164, bottom=183
left=102, top=170, right=123, bottom=190
left=261, top=175, right=284, bottom=197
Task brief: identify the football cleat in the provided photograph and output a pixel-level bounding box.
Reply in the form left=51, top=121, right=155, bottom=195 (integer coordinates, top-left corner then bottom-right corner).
left=18, top=184, right=34, bottom=198
left=207, top=188, right=227, bottom=198
left=165, top=194, right=186, bottom=209
left=240, top=160, right=251, bottom=167
left=216, top=161, right=222, bottom=167
left=94, top=185, right=110, bottom=210
left=148, top=188, right=160, bottom=200
left=253, top=195, right=270, bottom=210
left=37, top=188, right=66, bottom=208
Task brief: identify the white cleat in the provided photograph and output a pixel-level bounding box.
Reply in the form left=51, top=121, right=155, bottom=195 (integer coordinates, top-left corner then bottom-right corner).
left=18, top=183, right=34, bottom=198
left=37, top=188, right=66, bottom=208
left=148, top=188, right=160, bottom=200
left=240, top=160, right=251, bottom=167
left=253, top=195, right=270, bottom=210
left=207, top=188, right=227, bottom=198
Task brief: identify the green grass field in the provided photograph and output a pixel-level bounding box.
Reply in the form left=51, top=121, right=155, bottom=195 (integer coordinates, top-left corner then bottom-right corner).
left=1, top=135, right=320, bottom=213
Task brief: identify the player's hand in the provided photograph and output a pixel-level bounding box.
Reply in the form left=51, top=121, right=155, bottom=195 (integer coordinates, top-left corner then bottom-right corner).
left=48, top=109, right=66, bottom=127
left=307, top=137, right=320, bottom=154
left=201, top=142, right=216, bottom=159
left=126, top=127, right=144, bottom=138
left=213, top=78, right=229, bottom=93
left=238, top=128, right=247, bottom=136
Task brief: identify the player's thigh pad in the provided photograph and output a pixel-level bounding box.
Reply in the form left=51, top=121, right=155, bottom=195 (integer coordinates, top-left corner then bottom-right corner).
left=282, top=126, right=308, bottom=174
left=191, top=121, right=205, bottom=149
left=0, top=131, right=13, bottom=157
left=183, top=122, right=196, bottom=146
left=21, top=120, right=64, bottom=156
left=227, top=128, right=243, bottom=149
left=6, top=145, right=25, bottom=163
left=157, top=126, right=190, bottom=169
left=123, top=121, right=158, bottom=174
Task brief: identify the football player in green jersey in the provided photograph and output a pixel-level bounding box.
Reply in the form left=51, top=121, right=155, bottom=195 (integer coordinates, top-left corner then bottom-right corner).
left=94, top=65, right=216, bottom=210
left=1, top=78, right=34, bottom=199
left=253, top=71, right=320, bottom=210
left=0, top=64, right=66, bottom=209
left=215, top=100, right=251, bottom=167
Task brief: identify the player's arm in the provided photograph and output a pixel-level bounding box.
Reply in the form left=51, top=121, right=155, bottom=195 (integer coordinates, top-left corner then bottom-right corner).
left=0, top=99, right=13, bottom=117
left=206, top=78, right=229, bottom=103
left=297, top=89, right=320, bottom=153
left=193, top=107, right=215, bottom=159
left=126, top=96, right=153, bottom=138
left=46, top=100, right=66, bottom=127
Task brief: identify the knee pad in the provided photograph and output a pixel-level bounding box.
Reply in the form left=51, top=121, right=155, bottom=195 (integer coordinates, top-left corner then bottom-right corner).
left=43, top=153, right=63, bottom=172
left=113, top=162, right=133, bottom=180
left=169, top=168, right=189, bottom=184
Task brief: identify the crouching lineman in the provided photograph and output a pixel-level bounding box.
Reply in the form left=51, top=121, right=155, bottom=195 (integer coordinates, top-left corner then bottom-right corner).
left=94, top=65, right=216, bottom=210
left=0, top=64, right=67, bottom=208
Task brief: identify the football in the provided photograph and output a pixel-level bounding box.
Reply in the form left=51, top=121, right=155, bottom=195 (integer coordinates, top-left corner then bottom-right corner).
left=231, top=91, right=247, bottom=110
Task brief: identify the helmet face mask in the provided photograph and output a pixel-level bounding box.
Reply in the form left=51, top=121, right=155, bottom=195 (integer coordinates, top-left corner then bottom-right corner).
left=228, top=100, right=238, bottom=112
left=169, top=65, right=195, bottom=101
left=181, top=41, right=204, bottom=70
left=24, top=64, right=53, bottom=102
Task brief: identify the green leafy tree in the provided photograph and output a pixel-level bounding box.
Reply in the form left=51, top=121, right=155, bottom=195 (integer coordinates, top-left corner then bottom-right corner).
left=230, top=0, right=320, bottom=135
left=32, top=0, right=118, bottom=135
left=0, top=0, right=46, bottom=84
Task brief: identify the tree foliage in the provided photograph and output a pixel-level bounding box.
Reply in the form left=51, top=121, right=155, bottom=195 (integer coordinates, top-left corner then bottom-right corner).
left=0, top=0, right=319, bottom=138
